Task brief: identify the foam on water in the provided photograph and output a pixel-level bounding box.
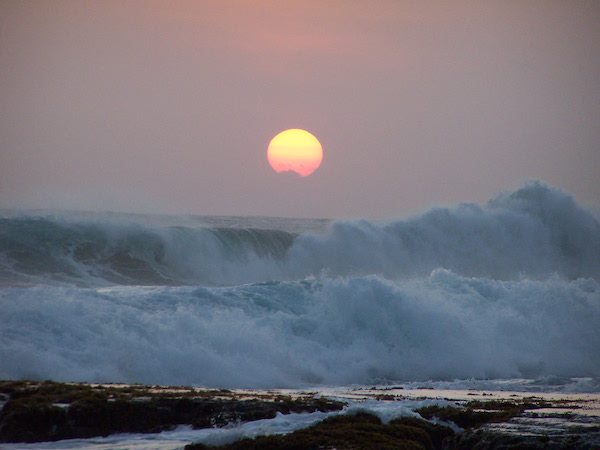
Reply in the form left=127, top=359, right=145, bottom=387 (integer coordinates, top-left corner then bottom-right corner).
left=287, top=181, right=600, bottom=281
left=1, top=182, right=599, bottom=387
left=0, top=399, right=450, bottom=450
left=1, top=271, right=598, bottom=387
left=1, top=182, right=599, bottom=287
left=2, top=389, right=597, bottom=449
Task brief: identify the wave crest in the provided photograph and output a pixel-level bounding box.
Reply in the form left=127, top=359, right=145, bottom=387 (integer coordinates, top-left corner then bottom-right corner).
left=1, top=182, right=598, bottom=286
left=289, top=182, right=600, bottom=281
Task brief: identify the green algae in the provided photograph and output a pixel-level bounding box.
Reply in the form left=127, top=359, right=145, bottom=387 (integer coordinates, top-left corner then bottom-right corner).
left=185, top=413, right=454, bottom=450
left=0, top=380, right=344, bottom=443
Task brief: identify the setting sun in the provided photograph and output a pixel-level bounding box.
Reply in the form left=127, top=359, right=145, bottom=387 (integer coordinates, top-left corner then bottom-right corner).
left=267, top=129, right=323, bottom=177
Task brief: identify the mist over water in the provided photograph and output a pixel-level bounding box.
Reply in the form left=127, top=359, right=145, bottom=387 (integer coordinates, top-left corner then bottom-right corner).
left=1, top=182, right=599, bottom=387
left=2, top=182, right=598, bottom=286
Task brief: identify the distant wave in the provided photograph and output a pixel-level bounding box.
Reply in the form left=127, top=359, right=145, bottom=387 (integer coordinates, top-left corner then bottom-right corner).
left=1, top=182, right=599, bottom=286
left=0, top=219, right=296, bottom=286
left=1, top=271, right=598, bottom=387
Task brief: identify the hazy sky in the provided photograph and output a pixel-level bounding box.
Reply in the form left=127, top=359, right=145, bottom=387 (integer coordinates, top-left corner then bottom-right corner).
left=1, top=1, right=599, bottom=218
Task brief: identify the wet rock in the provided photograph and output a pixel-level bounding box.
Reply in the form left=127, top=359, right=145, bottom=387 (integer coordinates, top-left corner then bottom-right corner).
left=185, top=413, right=455, bottom=450
left=0, top=380, right=344, bottom=443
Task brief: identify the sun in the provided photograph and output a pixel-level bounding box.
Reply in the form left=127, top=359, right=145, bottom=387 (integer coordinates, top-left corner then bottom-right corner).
left=267, top=129, right=323, bottom=177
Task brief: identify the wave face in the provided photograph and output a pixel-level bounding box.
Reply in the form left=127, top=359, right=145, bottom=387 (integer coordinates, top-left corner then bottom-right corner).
left=0, top=219, right=296, bottom=286
left=1, top=182, right=599, bottom=387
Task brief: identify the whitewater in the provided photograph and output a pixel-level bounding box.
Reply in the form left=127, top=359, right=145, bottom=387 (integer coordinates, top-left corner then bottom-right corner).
left=1, top=182, right=599, bottom=388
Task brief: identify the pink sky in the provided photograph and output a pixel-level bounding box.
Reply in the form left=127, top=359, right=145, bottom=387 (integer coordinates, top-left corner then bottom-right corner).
left=1, top=1, right=599, bottom=218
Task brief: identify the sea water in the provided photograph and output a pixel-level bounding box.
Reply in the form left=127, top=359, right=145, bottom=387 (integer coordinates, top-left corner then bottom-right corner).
left=2, top=384, right=599, bottom=450
left=1, top=181, right=599, bottom=388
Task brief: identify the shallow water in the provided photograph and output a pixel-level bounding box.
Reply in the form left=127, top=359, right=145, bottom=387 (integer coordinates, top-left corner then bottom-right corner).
left=3, top=382, right=599, bottom=450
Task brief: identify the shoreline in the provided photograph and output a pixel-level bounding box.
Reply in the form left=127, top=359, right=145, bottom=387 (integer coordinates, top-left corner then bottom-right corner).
left=1, top=380, right=599, bottom=449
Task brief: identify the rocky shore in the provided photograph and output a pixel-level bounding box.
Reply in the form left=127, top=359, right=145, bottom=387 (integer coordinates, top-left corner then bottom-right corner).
left=0, top=380, right=343, bottom=443
left=186, top=399, right=600, bottom=450
left=1, top=380, right=599, bottom=449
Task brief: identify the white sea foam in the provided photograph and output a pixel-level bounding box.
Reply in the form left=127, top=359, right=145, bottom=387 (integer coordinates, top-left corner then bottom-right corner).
left=1, top=271, right=598, bottom=387
left=1, top=182, right=599, bottom=286
left=0, top=413, right=332, bottom=450
left=0, top=399, right=452, bottom=450
left=1, top=182, right=599, bottom=387
left=287, top=181, right=600, bottom=281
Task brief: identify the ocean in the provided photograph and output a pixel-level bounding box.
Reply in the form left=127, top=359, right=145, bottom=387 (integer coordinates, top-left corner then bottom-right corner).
left=1, top=181, right=599, bottom=390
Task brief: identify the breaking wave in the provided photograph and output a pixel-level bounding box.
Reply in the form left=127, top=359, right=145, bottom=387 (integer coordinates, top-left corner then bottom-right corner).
left=1, top=181, right=599, bottom=387
left=1, top=271, right=598, bottom=387
left=1, top=182, right=599, bottom=286
left=0, top=219, right=296, bottom=286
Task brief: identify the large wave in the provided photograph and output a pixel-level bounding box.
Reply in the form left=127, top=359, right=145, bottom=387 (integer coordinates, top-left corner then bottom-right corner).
left=288, top=181, right=600, bottom=281
left=1, top=181, right=600, bottom=387
left=1, top=182, right=598, bottom=286
left=0, top=219, right=296, bottom=286
left=1, top=271, right=598, bottom=387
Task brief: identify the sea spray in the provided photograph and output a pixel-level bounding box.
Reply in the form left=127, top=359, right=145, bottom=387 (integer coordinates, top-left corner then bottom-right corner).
left=1, top=182, right=598, bottom=287
left=1, top=181, right=599, bottom=387
left=1, top=271, right=598, bottom=386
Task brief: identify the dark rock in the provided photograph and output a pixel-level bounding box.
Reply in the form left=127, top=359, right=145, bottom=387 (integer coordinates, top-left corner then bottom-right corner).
left=416, top=405, right=521, bottom=429
left=185, top=413, right=455, bottom=450
left=0, top=380, right=344, bottom=443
